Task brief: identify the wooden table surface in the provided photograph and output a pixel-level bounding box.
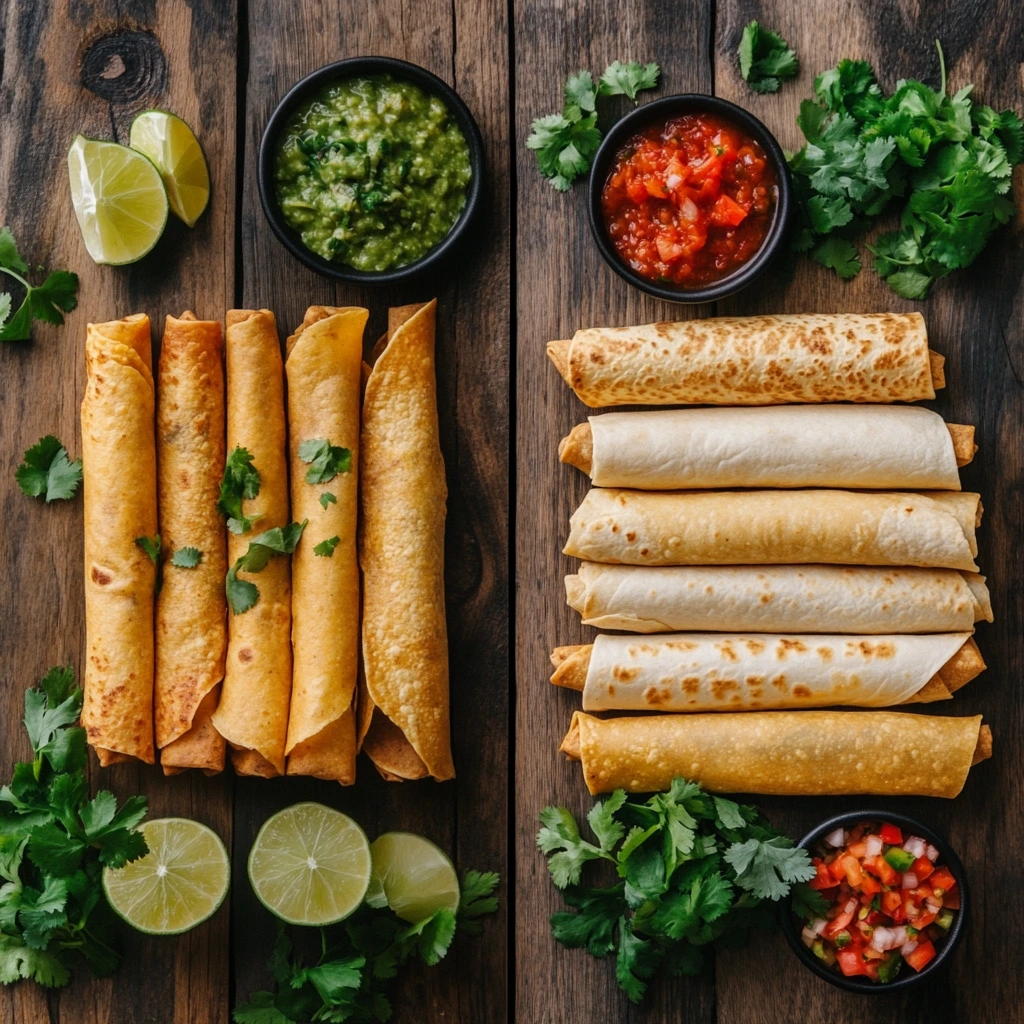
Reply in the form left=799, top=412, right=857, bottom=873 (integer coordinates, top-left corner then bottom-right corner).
left=0, top=2, right=507, bottom=1022
left=515, top=1, right=1023, bottom=1023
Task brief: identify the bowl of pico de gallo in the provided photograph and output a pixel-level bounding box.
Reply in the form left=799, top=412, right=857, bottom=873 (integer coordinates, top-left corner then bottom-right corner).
left=587, top=94, right=791, bottom=303
left=781, top=811, right=967, bottom=991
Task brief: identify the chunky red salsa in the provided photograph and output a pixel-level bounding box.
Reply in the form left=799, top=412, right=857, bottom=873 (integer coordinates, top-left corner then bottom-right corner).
left=601, top=112, right=778, bottom=288
left=798, top=821, right=959, bottom=983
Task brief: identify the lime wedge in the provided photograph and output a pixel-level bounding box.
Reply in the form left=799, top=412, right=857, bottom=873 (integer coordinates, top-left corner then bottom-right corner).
left=247, top=802, right=371, bottom=926
left=102, top=818, right=229, bottom=935
left=68, top=135, right=168, bottom=265
left=129, top=110, right=210, bottom=227
left=369, top=832, right=460, bottom=923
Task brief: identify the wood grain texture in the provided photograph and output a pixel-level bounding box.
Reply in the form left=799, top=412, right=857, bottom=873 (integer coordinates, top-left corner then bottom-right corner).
left=0, top=2, right=236, bottom=1023
left=238, top=2, right=509, bottom=1022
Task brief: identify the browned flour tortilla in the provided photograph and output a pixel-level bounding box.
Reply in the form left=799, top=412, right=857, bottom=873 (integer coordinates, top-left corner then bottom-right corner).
left=209, top=310, right=293, bottom=777
left=81, top=315, right=158, bottom=765
left=359, top=300, right=454, bottom=782
left=155, top=313, right=228, bottom=776
left=561, top=711, right=992, bottom=797
left=547, top=312, right=941, bottom=407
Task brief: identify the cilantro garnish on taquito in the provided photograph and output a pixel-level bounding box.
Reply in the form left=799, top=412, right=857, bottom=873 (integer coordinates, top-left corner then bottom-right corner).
left=561, top=711, right=992, bottom=797
left=560, top=406, right=975, bottom=490
left=551, top=632, right=985, bottom=711
left=566, top=488, right=982, bottom=570
left=210, top=310, right=293, bottom=777
left=284, top=306, right=367, bottom=785
left=81, top=314, right=157, bottom=765
left=565, top=563, right=992, bottom=634
left=548, top=312, right=942, bottom=406
left=155, top=312, right=228, bottom=776
left=359, top=300, right=454, bottom=782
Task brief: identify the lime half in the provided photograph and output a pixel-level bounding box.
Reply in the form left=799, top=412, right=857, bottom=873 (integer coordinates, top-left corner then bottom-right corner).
left=68, top=135, right=168, bottom=265
left=369, top=832, right=460, bottom=924
left=247, top=802, right=371, bottom=926
left=102, top=818, right=229, bottom=935
left=129, top=111, right=210, bottom=227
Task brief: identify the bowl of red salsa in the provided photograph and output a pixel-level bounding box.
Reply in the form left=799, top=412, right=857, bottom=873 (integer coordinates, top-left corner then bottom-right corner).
left=781, top=811, right=967, bottom=992
left=588, top=95, right=790, bottom=302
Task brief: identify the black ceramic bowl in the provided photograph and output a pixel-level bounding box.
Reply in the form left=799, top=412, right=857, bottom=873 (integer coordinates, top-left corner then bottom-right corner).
left=587, top=94, right=791, bottom=304
left=780, top=810, right=968, bottom=993
left=257, top=56, right=484, bottom=284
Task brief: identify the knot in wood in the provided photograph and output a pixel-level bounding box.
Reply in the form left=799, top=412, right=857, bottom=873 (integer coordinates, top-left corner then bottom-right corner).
left=80, top=30, right=167, bottom=103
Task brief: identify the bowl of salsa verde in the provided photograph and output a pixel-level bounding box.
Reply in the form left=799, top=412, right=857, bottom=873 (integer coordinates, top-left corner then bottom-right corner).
left=781, top=811, right=967, bottom=992
left=588, top=95, right=791, bottom=302
left=258, top=56, right=484, bottom=283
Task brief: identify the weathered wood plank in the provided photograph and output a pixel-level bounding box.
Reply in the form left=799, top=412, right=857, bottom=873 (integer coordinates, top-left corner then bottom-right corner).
left=0, top=2, right=236, bottom=1023
left=513, top=2, right=717, bottom=1021
left=237, top=3, right=509, bottom=1021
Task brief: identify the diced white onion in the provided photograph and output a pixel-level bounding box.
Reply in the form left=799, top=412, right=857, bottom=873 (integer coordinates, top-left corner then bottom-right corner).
left=666, top=173, right=683, bottom=190
left=801, top=925, right=817, bottom=947
left=872, top=925, right=907, bottom=951
left=810, top=918, right=827, bottom=936
left=903, top=837, right=927, bottom=858
left=901, top=939, right=919, bottom=957
left=824, top=828, right=846, bottom=848
left=844, top=898, right=858, bottom=915
left=925, top=844, right=940, bottom=863
left=679, top=198, right=699, bottom=222
left=901, top=873, right=918, bottom=889
left=889, top=926, right=908, bottom=947
left=865, top=835, right=883, bottom=858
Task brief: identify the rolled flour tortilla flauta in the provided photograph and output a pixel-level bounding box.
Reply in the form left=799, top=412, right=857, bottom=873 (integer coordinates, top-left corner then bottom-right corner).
left=82, top=314, right=158, bottom=766
left=359, top=300, right=454, bottom=782
left=284, top=306, right=366, bottom=785
left=560, top=406, right=975, bottom=490
left=547, top=312, right=943, bottom=407
left=550, top=632, right=986, bottom=712
left=155, top=312, right=228, bottom=775
left=210, top=310, right=292, bottom=777
left=565, top=488, right=982, bottom=571
left=565, top=564, right=993, bottom=634
left=560, top=711, right=992, bottom=797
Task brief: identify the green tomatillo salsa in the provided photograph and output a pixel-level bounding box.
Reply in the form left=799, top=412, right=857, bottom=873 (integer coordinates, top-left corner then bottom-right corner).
left=273, top=74, right=472, bottom=272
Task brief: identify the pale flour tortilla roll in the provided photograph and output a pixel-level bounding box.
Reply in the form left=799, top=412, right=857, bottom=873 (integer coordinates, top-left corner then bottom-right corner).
left=551, top=632, right=986, bottom=712
left=547, top=312, right=942, bottom=407
left=565, top=489, right=982, bottom=571
left=82, top=314, right=158, bottom=766
left=359, top=300, right=454, bottom=782
left=560, top=406, right=974, bottom=491
left=284, top=306, right=366, bottom=785
left=209, top=310, right=292, bottom=777
left=561, top=711, right=992, bottom=797
left=565, top=564, right=993, bottom=634
left=155, top=313, right=228, bottom=776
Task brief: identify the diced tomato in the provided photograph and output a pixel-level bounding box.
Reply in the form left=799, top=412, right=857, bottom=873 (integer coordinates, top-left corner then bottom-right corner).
left=824, top=905, right=856, bottom=939
left=645, top=178, right=668, bottom=199
left=943, top=888, right=961, bottom=910
left=863, top=960, right=882, bottom=982
left=710, top=194, right=748, bottom=227
left=929, top=867, right=957, bottom=893
left=655, top=235, right=684, bottom=263
left=846, top=841, right=868, bottom=859
left=840, top=856, right=863, bottom=886
left=836, top=948, right=868, bottom=977
left=915, top=912, right=938, bottom=929
left=809, top=861, right=836, bottom=890
left=912, top=856, right=935, bottom=882
left=879, top=823, right=903, bottom=845
left=863, top=855, right=899, bottom=886
left=858, top=875, right=882, bottom=896
left=904, top=940, right=937, bottom=973
left=626, top=179, right=649, bottom=205
left=881, top=890, right=902, bottom=915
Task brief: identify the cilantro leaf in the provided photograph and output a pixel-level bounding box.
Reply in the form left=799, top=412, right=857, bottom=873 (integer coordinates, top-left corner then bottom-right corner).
left=587, top=789, right=627, bottom=851
left=15, top=436, right=82, bottom=502
left=791, top=881, right=830, bottom=922
left=598, top=61, right=660, bottom=100
left=314, top=536, right=340, bottom=558
left=18, top=878, right=68, bottom=949
left=0, top=934, right=70, bottom=987
left=298, top=439, right=352, bottom=484
left=24, top=685, right=81, bottom=757
left=170, top=547, right=202, bottom=568
left=400, top=909, right=457, bottom=967
left=712, top=796, right=747, bottom=831
left=456, top=870, right=500, bottom=934
left=0, top=293, right=10, bottom=332
left=0, top=226, right=28, bottom=274
left=811, top=235, right=862, bottom=278
left=226, top=521, right=307, bottom=614
left=739, top=22, right=799, bottom=94
left=550, top=884, right=624, bottom=956
left=27, top=822, right=85, bottom=877
left=724, top=837, right=816, bottom=900
left=564, top=70, right=598, bottom=117
left=0, top=226, right=79, bottom=342
left=537, top=806, right=612, bottom=887
left=233, top=990, right=293, bottom=1024
left=615, top=919, right=655, bottom=1004
left=134, top=535, right=161, bottom=563
left=319, top=491, right=337, bottom=509
left=218, top=447, right=263, bottom=534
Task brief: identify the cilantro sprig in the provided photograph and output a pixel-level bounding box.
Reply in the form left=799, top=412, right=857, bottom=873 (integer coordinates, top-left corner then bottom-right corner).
left=226, top=521, right=307, bottom=614
left=0, top=667, right=149, bottom=988
left=538, top=778, right=815, bottom=1004
left=15, top=436, right=82, bottom=503
left=218, top=447, right=263, bottom=535
left=738, top=22, right=799, bottom=94
left=0, top=227, right=79, bottom=343
left=170, top=547, right=201, bottom=568
left=527, top=61, right=661, bottom=191
left=790, top=41, right=1023, bottom=297
left=297, top=438, right=351, bottom=485
left=234, top=870, right=499, bottom=1023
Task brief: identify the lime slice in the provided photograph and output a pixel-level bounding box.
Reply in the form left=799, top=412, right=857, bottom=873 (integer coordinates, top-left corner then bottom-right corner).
left=247, top=802, right=371, bottom=926
left=129, top=110, right=210, bottom=227
left=369, top=832, right=460, bottom=923
left=102, top=818, right=229, bottom=935
left=68, top=135, right=168, bottom=265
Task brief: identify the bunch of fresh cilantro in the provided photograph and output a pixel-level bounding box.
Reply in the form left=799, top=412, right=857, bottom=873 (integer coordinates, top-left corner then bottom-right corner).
left=790, top=42, right=1023, bottom=297
left=234, top=870, right=500, bottom=1023
left=537, top=778, right=820, bottom=1003
left=0, top=667, right=149, bottom=988
left=0, top=227, right=78, bottom=342
left=527, top=61, right=660, bottom=191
